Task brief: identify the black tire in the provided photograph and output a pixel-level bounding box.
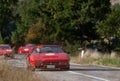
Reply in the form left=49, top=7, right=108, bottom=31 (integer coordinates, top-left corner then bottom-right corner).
left=30, top=66, right=35, bottom=71
left=26, top=60, right=35, bottom=71
left=10, top=54, right=14, bottom=59
left=26, top=60, right=30, bottom=70
left=3, top=54, right=8, bottom=59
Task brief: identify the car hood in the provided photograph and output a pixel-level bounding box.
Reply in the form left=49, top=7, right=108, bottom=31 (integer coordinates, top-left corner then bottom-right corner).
left=30, top=52, right=69, bottom=62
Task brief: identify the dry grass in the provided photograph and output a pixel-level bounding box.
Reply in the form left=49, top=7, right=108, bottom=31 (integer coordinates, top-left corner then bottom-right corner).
left=70, top=50, right=120, bottom=67
left=0, top=62, right=47, bottom=81
left=80, top=49, right=117, bottom=59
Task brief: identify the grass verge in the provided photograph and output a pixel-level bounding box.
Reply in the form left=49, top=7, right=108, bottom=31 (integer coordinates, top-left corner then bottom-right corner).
left=0, top=62, right=47, bottom=81
left=70, top=50, right=120, bottom=67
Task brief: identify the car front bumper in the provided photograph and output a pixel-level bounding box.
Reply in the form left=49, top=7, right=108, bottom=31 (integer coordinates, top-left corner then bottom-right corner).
left=35, top=61, right=69, bottom=69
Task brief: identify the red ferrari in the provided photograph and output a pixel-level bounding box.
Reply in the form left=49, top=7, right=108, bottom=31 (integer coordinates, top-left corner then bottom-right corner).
left=26, top=45, right=70, bottom=71
left=18, top=44, right=36, bottom=54
left=0, top=44, right=14, bottom=58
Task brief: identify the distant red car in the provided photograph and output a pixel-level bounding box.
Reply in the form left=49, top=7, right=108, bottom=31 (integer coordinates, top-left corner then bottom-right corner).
left=26, top=45, right=70, bottom=71
left=0, top=44, right=14, bottom=58
left=18, top=44, right=36, bottom=54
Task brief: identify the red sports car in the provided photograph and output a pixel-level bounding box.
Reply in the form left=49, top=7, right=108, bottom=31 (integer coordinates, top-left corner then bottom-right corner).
left=0, top=44, right=14, bottom=58
left=26, top=45, right=70, bottom=71
left=18, top=44, right=36, bottom=54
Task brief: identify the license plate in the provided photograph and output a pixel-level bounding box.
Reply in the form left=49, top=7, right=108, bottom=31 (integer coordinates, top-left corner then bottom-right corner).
left=47, top=65, right=55, bottom=68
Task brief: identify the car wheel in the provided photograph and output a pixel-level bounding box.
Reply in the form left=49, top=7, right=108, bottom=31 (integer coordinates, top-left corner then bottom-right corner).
left=26, top=60, right=30, bottom=70
left=26, top=61, right=35, bottom=71
left=30, top=66, right=35, bottom=71
left=3, top=54, right=8, bottom=59
left=10, top=54, right=14, bottom=59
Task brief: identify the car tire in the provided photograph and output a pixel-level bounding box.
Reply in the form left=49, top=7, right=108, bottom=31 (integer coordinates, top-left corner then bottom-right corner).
left=26, top=60, right=30, bottom=70
left=10, top=54, right=14, bottom=59
left=26, top=61, right=35, bottom=71
left=3, top=54, right=9, bottom=59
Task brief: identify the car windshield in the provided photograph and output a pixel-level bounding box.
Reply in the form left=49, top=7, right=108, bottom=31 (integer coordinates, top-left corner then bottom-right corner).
left=39, top=46, right=64, bottom=53
left=0, top=45, right=11, bottom=49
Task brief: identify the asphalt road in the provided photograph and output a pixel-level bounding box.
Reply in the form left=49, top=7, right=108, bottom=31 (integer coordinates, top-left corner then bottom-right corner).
left=1, top=54, right=120, bottom=81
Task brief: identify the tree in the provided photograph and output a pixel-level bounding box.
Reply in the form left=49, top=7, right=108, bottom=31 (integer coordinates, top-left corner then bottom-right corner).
left=96, top=4, right=120, bottom=52
left=96, top=4, right=120, bottom=38
left=39, top=0, right=111, bottom=43
left=11, top=31, right=20, bottom=47
left=25, top=19, right=56, bottom=44
left=0, top=0, right=18, bottom=41
left=12, top=0, right=41, bottom=45
left=14, top=0, right=111, bottom=45
left=0, top=33, right=4, bottom=44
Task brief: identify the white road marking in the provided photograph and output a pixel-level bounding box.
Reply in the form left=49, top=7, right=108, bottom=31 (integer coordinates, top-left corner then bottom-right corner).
left=68, top=71, right=109, bottom=81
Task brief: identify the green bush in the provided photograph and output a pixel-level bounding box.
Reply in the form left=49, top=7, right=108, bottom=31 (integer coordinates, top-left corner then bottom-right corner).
left=64, top=41, right=81, bottom=56
left=100, top=58, right=120, bottom=67
left=75, top=57, right=120, bottom=67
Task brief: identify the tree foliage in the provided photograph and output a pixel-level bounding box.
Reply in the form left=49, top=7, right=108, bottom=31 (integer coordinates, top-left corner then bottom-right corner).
left=96, top=4, right=120, bottom=38
left=11, top=0, right=41, bottom=45
left=0, top=0, right=18, bottom=40
left=39, top=0, right=111, bottom=43
left=96, top=4, right=120, bottom=52
left=6, top=0, right=115, bottom=48
left=0, top=33, right=4, bottom=44
left=25, top=19, right=58, bottom=44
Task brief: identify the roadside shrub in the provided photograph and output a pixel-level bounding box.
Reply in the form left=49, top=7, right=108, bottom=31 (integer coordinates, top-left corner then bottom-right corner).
left=64, top=41, right=81, bottom=56
left=71, top=50, right=120, bottom=67
left=100, top=57, right=120, bottom=67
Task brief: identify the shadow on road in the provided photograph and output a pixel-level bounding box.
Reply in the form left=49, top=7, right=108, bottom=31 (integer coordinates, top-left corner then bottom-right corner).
left=35, top=69, right=69, bottom=72
left=70, top=68, right=120, bottom=71
left=34, top=67, right=120, bottom=72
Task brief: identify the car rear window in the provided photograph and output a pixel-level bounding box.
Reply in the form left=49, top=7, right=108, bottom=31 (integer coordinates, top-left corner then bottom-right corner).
left=0, top=45, right=11, bottom=49
left=40, top=46, right=64, bottom=53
